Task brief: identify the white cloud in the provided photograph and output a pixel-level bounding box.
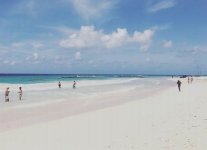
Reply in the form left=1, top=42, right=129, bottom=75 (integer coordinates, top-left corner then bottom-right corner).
left=70, top=0, right=116, bottom=19
left=162, top=40, right=173, bottom=48
left=60, top=26, right=102, bottom=48
left=75, top=51, right=82, bottom=60
left=102, top=28, right=129, bottom=48
left=147, top=0, right=176, bottom=12
left=132, top=29, right=155, bottom=51
left=59, top=25, right=155, bottom=51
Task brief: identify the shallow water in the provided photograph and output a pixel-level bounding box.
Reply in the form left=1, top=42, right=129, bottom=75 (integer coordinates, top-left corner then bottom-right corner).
left=0, top=77, right=174, bottom=132
left=0, top=78, right=173, bottom=105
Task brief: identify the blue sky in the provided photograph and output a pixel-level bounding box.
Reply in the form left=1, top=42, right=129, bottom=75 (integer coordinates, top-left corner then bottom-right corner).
left=0, top=0, right=207, bottom=74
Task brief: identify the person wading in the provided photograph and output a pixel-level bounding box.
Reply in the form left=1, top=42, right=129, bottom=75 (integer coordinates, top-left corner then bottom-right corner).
left=5, top=87, right=10, bottom=102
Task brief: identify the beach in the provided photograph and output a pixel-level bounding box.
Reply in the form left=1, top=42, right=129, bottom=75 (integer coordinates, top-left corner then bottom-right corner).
left=0, top=77, right=206, bottom=150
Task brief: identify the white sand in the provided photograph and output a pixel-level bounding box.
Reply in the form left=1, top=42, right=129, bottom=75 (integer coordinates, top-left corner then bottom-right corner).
left=0, top=77, right=207, bottom=150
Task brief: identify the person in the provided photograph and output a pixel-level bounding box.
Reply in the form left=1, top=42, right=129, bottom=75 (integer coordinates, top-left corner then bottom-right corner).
left=191, top=76, right=193, bottom=83
left=188, top=76, right=190, bottom=84
left=177, top=80, right=181, bottom=92
left=58, top=81, right=61, bottom=88
left=73, top=81, right=76, bottom=89
left=5, top=87, right=10, bottom=102
left=18, top=87, right=23, bottom=100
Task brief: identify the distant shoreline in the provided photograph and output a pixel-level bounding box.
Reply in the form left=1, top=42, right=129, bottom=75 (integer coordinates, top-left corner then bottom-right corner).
left=0, top=73, right=205, bottom=76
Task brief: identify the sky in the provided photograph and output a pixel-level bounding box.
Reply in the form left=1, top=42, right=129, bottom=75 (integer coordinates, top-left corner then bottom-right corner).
left=0, top=0, right=207, bottom=74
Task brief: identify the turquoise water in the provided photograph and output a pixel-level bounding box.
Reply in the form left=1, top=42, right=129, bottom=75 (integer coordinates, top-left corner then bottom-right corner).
left=0, top=74, right=148, bottom=84
left=0, top=74, right=174, bottom=84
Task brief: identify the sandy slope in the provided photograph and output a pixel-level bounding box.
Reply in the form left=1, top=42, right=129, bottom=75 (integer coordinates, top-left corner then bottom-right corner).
left=0, top=77, right=207, bottom=150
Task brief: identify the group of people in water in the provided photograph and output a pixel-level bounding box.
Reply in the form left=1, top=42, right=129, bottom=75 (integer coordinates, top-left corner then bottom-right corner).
left=3, top=81, right=77, bottom=102
left=58, top=81, right=76, bottom=89
left=187, top=76, right=193, bottom=84
left=4, top=86, right=22, bottom=102
left=176, top=76, right=194, bottom=92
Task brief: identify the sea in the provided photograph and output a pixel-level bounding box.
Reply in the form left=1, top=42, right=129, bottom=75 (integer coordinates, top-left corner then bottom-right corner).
left=0, top=74, right=172, bottom=84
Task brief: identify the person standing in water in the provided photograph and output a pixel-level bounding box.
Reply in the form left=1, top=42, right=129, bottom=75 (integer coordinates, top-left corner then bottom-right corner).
left=58, top=81, right=61, bottom=88
left=191, top=76, right=193, bottom=83
left=177, top=80, right=182, bottom=92
left=5, top=87, right=10, bottom=102
left=73, top=81, right=76, bottom=89
left=18, top=87, right=23, bottom=100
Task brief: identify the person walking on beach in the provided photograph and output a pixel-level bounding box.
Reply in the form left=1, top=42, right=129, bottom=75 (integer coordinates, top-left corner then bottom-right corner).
left=18, top=87, right=23, bottom=100
left=5, top=87, right=10, bottom=102
left=73, top=81, right=76, bottom=89
left=177, top=80, right=182, bottom=92
left=58, top=81, right=61, bottom=88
